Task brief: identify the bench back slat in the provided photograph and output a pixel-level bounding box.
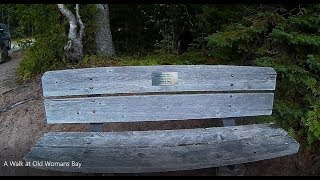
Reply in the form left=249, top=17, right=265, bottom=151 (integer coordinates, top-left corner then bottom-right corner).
left=42, top=65, right=276, bottom=124
left=42, top=65, right=276, bottom=98
left=44, top=93, right=274, bottom=124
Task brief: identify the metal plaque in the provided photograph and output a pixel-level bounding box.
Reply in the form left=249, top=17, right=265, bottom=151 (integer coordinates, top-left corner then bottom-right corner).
left=152, top=72, right=178, bottom=86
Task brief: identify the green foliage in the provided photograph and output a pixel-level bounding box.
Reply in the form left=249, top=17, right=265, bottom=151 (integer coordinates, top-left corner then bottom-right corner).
left=154, top=34, right=174, bottom=54
left=195, top=4, right=254, bottom=36
left=306, top=55, right=320, bottom=73
left=18, top=5, right=67, bottom=80
left=78, top=52, right=207, bottom=68
left=18, top=35, right=66, bottom=79
left=192, top=5, right=266, bottom=53
left=77, top=54, right=117, bottom=68
left=305, top=99, right=320, bottom=144
left=16, top=4, right=100, bottom=79
left=118, top=52, right=207, bottom=66
left=206, top=11, right=284, bottom=64
left=5, top=4, right=320, bottom=146
left=272, top=29, right=320, bottom=46
left=206, top=4, right=320, bottom=145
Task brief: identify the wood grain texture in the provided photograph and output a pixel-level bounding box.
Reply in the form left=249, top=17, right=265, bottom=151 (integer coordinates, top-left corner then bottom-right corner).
left=24, top=65, right=299, bottom=174
left=44, top=93, right=274, bottom=124
left=42, top=65, right=276, bottom=97
left=24, top=123, right=299, bottom=173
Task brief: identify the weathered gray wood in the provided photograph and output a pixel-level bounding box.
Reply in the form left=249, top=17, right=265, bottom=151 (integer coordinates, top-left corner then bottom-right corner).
left=90, top=123, right=103, bottom=132
left=44, top=93, right=274, bottom=124
left=23, top=65, right=300, bottom=174
left=24, top=123, right=300, bottom=173
left=222, top=118, right=237, bottom=171
left=42, top=65, right=276, bottom=97
left=223, top=118, right=236, bottom=126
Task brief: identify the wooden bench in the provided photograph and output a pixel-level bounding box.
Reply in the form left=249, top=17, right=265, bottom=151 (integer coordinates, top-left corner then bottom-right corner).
left=24, top=65, right=300, bottom=174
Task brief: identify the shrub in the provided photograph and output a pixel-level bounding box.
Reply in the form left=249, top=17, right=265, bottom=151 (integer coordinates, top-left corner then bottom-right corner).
left=206, top=5, right=320, bottom=145
left=17, top=5, right=67, bottom=80
left=18, top=34, right=66, bottom=80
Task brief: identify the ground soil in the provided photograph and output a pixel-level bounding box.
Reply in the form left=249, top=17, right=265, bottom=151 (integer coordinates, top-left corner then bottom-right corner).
left=0, top=52, right=319, bottom=176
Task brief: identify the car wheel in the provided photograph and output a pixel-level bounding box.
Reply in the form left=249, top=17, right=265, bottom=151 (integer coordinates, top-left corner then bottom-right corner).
left=0, top=45, right=8, bottom=63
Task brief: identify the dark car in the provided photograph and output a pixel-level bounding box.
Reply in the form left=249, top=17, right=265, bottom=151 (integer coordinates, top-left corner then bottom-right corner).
left=0, top=23, right=11, bottom=63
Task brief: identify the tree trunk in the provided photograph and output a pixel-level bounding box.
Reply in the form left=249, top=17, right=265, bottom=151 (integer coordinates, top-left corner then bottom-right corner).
left=95, top=4, right=116, bottom=57
left=57, top=4, right=84, bottom=63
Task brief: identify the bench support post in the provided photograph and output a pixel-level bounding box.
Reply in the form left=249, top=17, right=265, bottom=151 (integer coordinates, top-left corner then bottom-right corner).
left=90, top=123, right=103, bottom=132
left=223, top=118, right=236, bottom=170
left=218, top=118, right=245, bottom=176
left=90, top=123, right=104, bottom=176
left=222, top=118, right=236, bottom=126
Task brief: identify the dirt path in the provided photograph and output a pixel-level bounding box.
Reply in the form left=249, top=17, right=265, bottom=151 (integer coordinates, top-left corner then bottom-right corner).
left=0, top=52, right=22, bottom=95
left=0, top=57, right=86, bottom=176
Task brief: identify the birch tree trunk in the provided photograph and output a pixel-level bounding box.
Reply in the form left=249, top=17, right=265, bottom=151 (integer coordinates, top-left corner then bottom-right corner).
left=58, top=4, right=84, bottom=62
left=95, top=4, right=116, bottom=57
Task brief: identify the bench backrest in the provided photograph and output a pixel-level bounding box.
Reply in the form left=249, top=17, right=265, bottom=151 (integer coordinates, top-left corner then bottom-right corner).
left=41, top=65, right=276, bottom=124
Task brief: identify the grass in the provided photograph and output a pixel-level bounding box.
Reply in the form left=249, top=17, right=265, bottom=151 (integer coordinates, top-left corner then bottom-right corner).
left=76, top=52, right=210, bottom=68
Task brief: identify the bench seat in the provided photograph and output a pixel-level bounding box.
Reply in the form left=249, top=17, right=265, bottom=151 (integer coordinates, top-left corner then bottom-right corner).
left=25, top=65, right=300, bottom=174
left=25, top=123, right=299, bottom=173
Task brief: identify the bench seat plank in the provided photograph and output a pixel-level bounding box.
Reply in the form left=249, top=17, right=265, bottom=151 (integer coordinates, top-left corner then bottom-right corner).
left=42, top=65, right=276, bottom=97
left=44, top=93, right=274, bottom=124
left=24, top=123, right=299, bottom=173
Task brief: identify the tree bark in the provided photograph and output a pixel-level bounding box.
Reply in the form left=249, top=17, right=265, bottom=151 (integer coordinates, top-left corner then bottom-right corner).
left=95, top=4, right=116, bottom=57
left=58, top=4, right=84, bottom=63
